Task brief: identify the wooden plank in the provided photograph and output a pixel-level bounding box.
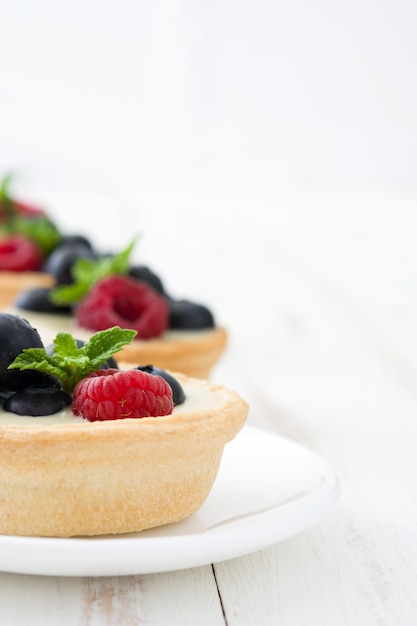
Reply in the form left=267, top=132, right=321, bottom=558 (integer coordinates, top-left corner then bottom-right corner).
left=0, top=567, right=226, bottom=626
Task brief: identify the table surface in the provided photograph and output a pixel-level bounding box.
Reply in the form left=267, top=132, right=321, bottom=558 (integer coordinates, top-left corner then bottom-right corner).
left=0, top=187, right=416, bottom=626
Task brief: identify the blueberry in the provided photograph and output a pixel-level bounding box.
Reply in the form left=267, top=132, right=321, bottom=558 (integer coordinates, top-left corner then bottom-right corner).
left=99, top=356, right=119, bottom=370
left=43, top=241, right=96, bottom=285
left=168, top=300, right=215, bottom=330
left=128, top=265, right=165, bottom=295
left=4, top=383, right=72, bottom=416
left=15, top=287, right=72, bottom=314
left=0, top=313, right=48, bottom=391
left=45, top=339, right=119, bottom=370
left=58, top=234, right=93, bottom=250
left=136, top=365, right=186, bottom=405
left=0, top=389, right=13, bottom=408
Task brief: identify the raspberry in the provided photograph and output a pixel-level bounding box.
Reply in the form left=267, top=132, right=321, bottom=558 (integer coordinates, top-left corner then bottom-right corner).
left=0, top=234, right=43, bottom=271
left=72, top=368, right=173, bottom=421
left=75, top=275, right=169, bottom=339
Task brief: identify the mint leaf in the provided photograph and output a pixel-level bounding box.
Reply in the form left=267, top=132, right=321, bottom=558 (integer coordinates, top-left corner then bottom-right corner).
left=82, top=326, right=136, bottom=369
left=8, top=327, right=137, bottom=393
left=50, top=239, right=137, bottom=306
left=52, top=331, right=80, bottom=356
left=0, top=174, right=15, bottom=217
left=8, top=350, right=68, bottom=382
left=3, top=215, right=62, bottom=254
left=0, top=173, right=13, bottom=202
left=48, top=280, right=90, bottom=306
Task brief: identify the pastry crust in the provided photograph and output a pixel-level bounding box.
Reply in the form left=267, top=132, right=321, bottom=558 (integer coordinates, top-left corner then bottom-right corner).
left=0, top=372, right=248, bottom=537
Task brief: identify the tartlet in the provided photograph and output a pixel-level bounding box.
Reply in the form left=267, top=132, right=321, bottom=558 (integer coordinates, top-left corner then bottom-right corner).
left=0, top=370, right=248, bottom=537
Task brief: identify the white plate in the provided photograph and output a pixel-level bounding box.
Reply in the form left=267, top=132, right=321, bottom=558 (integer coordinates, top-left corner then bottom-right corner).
left=0, top=426, right=340, bottom=577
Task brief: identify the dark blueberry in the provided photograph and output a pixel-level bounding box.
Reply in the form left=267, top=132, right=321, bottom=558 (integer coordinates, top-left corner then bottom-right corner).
left=15, top=287, right=72, bottom=314
left=128, top=265, right=165, bottom=295
left=43, top=241, right=96, bottom=285
left=57, top=234, right=93, bottom=250
left=168, top=299, right=215, bottom=330
left=45, top=339, right=119, bottom=370
left=99, top=355, right=119, bottom=370
left=0, top=389, right=13, bottom=409
left=136, top=365, right=186, bottom=405
left=4, top=384, right=72, bottom=416
left=0, top=313, right=47, bottom=391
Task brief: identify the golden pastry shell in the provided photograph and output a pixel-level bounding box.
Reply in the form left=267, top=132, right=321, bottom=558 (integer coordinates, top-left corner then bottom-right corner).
left=0, top=371, right=248, bottom=537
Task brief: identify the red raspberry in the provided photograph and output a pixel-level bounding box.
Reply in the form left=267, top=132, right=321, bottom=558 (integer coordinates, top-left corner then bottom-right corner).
left=72, top=368, right=174, bottom=421
left=0, top=234, right=43, bottom=271
left=75, top=275, right=169, bottom=339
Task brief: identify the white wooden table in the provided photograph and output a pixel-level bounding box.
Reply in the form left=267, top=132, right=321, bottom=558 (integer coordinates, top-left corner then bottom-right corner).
left=0, top=188, right=415, bottom=625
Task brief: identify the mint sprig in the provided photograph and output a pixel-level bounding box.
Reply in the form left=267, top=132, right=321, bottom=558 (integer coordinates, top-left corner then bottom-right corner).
left=3, top=214, right=62, bottom=254
left=49, top=239, right=136, bottom=306
left=8, top=326, right=137, bottom=393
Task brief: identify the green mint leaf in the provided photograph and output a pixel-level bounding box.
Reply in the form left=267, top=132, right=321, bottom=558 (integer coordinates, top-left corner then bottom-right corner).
left=49, top=282, right=90, bottom=306
left=3, top=215, right=62, bottom=254
left=50, top=331, right=80, bottom=357
left=7, top=349, right=77, bottom=391
left=49, top=238, right=137, bottom=306
left=8, top=350, right=60, bottom=375
left=0, top=174, right=12, bottom=201
left=0, top=174, right=15, bottom=216
left=82, top=327, right=137, bottom=370
left=8, top=327, right=137, bottom=393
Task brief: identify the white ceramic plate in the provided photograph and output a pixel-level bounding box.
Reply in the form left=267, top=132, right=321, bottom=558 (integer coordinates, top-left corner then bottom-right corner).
left=0, top=425, right=340, bottom=577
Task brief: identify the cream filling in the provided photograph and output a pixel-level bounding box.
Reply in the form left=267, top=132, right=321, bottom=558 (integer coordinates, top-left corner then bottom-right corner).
left=8, top=308, right=216, bottom=346
left=0, top=382, right=223, bottom=426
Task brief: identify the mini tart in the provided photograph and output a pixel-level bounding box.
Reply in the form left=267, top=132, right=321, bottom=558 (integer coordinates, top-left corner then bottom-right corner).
left=0, top=371, right=248, bottom=537
left=0, top=272, right=54, bottom=310
left=7, top=308, right=228, bottom=379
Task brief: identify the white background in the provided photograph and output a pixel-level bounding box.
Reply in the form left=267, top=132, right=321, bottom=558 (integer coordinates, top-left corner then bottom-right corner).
left=1, top=0, right=416, bottom=191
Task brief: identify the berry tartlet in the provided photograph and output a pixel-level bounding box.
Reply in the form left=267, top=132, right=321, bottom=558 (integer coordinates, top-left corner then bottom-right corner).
left=11, top=239, right=228, bottom=378
left=0, top=313, right=247, bottom=537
